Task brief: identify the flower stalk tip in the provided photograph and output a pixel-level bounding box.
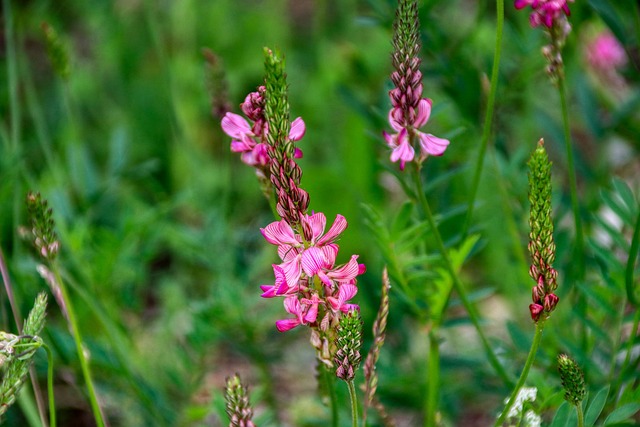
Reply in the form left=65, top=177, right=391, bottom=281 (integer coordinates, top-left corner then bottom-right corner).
left=224, top=374, right=256, bottom=427
left=384, top=0, right=450, bottom=170
left=334, top=310, right=363, bottom=382
left=557, top=354, right=586, bottom=406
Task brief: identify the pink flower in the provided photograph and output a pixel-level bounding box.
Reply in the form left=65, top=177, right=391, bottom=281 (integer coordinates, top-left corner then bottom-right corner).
left=222, top=111, right=306, bottom=168
left=515, top=0, right=573, bottom=28
left=275, top=297, right=306, bottom=332
left=384, top=98, right=450, bottom=169
left=586, top=32, right=627, bottom=74
left=300, top=247, right=362, bottom=288
left=327, top=284, right=359, bottom=313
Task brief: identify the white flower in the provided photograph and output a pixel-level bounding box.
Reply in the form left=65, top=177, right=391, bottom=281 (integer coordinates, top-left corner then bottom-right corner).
left=505, top=387, right=538, bottom=418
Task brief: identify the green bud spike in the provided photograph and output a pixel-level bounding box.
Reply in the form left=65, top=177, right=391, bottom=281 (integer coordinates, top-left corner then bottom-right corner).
left=263, top=47, right=292, bottom=160
left=224, top=374, right=256, bottom=427
left=26, top=192, right=60, bottom=261
left=334, top=310, right=364, bottom=382
left=557, top=354, right=586, bottom=406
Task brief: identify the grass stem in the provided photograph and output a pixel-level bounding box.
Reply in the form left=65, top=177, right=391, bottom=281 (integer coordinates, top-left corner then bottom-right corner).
left=461, top=0, right=504, bottom=238
left=425, top=330, right=440, bottom=427
left=347, top=380, right=359, bottom=427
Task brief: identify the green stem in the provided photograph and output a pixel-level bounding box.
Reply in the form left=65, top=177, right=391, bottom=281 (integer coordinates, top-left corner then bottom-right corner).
left=576, top=402, right=584, bottom=427
left=461, top=0, right=504, bottom=239
left=557, top=75, right=587, bottom=350
left=347, top=380, right=358, bottom=427
left=625, top=209, right=640, bottom=307
left=51, top=263, right=106, bottom=427
left=425, top=331, right=440, bottom=427
left=411, top=165, right=512, bottom=387
left=43, top=344, right=56, bottom=427
left=323, top=366, right=338, bottom=427
left=493, top=320, right=545, bottom=427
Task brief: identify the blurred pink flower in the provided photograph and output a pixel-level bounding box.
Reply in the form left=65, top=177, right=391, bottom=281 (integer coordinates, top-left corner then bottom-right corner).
left=515, top=0, right=573, bottom=28
left=586, top=31, right=627, bottom=74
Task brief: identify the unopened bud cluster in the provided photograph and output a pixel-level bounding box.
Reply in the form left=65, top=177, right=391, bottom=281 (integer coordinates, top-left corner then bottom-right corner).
left=334, top=310, right=363, bottom=382
left=224, top=374, right=256, bottom=427
left=557, top=354, right=586, bottom=406
left=25, top=192, right=60, bottom=261
left=527, top=140, right=558, bottom=322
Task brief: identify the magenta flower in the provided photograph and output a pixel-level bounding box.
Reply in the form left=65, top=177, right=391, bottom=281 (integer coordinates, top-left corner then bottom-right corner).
left=585, top=31, right=627, bottom=89
left=301, top=247, right=362, bottom=288
left=515, top=0, right=573, bottom=28
left=275, top=296, right=306, bottom=332
left=327, top=284, right=359, bottom=313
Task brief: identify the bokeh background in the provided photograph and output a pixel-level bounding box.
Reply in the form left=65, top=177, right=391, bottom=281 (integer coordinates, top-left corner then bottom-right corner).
left=1, top=0, right=638, bottom=425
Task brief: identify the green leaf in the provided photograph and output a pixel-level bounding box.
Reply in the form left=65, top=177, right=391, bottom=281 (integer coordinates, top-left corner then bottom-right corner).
left=612, top=178, right=637, bottom=216
left=604, top=403, right=640, bottom=425
left=549, top=401, right=571, bottom=427
left=391, top=201, right=414, bottom=237
left=585, top=386, right=610, bottom=427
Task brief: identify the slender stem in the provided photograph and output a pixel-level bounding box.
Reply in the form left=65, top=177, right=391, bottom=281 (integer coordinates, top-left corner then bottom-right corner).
left=411, top=165, right=512, bottom=387
left=625, top=209, right=640, bottom=307
left=425, top=330, right=440, bottom=427
left=43, top=344, right=56, bottom=427
left=461, top=0, right=504, bottom=239
left=493, top=320, right=546, bottom=427
left=347, top=380, right=359, bottom=427
left=51, top=263, right=106, bottom=427
left=557, top=76, right=587, bottom=350
left=576, top=402, right=584, bottom=427
left=323, top=366, right=338, bottom=427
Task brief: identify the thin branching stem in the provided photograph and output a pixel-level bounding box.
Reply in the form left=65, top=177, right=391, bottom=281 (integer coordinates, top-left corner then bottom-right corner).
left=461, top=0, right=504, bottom=238
left=493, top=320, right=545, bottom=427
left=411, top=164, right=512, bottom=387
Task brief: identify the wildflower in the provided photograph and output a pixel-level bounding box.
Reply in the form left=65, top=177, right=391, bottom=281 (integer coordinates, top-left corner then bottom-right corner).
left=585, top=31, right=628, bottom=89
left=384, top=0, right=450, bottom=170
left=514, top=0, right=573, bottom=28
left=504, top=386, right=538, bottom=419
left=528, top=140, right=558, bottom=322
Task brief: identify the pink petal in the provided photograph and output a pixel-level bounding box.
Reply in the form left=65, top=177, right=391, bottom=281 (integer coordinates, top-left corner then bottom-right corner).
left=294, top=148, right=303, bottom=158
left=276, top=318, right=300, bottom=332
left=289, top=117, right=306, bottom=141
left=316, top=214, right=347, bottom=246
left=283, top=296, right=303, bottom=319
left=339, top=284, right=358, bottom=303
left=260, top=284, right=277, bottom=298
left=321, top=244, right=339, bottom=268
left=261, top=220, right=299, bottom=246
left=340, top=303, right=359, bottom=313
left=413, top=98, right=432, bottom=128
left=221, top=113, right=252, bottom=139
left=514, top=0, right=530, bottom=9
left=301, top=247, right=327, bottom=277
left=304, top=212, right=327, bottom=243
left=418, top=133, right=450, bottom=157
left=388, top=108, right=404, bottom=132
left=279, top=255, right=302, bottom=289
left=383, top=131, right=395, bottom=147
left=390, top=130, right=414, bottom=164
left=328, top=255, right=361, bottom=283
left=230, top=140, right=253, bottom=153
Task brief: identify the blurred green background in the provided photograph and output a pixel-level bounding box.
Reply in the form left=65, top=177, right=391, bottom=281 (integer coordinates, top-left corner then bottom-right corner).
left=1, top=0, right=638, bottom=425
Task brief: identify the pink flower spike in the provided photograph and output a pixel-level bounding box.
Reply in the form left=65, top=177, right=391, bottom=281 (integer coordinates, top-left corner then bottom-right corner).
left=261, top=220, right=299, bottom=247
left=418, top=132, right=450, bottom=157
left=221, top=112, right=253, bottom=139
left=413, top=98, right=432, bottom=128
left=289, top=117, right=306, bottom=141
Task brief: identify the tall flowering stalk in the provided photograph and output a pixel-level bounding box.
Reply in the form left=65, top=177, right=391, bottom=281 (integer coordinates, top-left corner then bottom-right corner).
left=494, top=140, right=558, bottom=427
left=222, top=48, right=366, bottom=426
left=384, top=0, right=449, bottom=171
left=514, top=0, right=585, bottom=343
left=384, top=3, right=511, bottom=424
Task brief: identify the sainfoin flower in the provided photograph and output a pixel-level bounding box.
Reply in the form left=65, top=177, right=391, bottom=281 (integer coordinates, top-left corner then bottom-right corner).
left=221, top=86, right=305, bottom=171
left=261, top=212, right=365, bottom=333
left=385, top=0, right=450, bottom=170
left=514, top=0, right=574, bottom=28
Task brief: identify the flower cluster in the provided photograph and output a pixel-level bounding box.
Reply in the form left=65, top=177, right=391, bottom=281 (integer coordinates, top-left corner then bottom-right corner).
left=527, top=140, right=559, bottom=322
left=585, top=31, right=628, bottom=89
left=384, top=0, right=449, bottom=171
left=221, top=86, right=305, bottom=177
left=261, top=212, right=365, bottom=334
left=222, top=49, right=365, bottom=369
left=514, top=0, right=574, bottom=28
